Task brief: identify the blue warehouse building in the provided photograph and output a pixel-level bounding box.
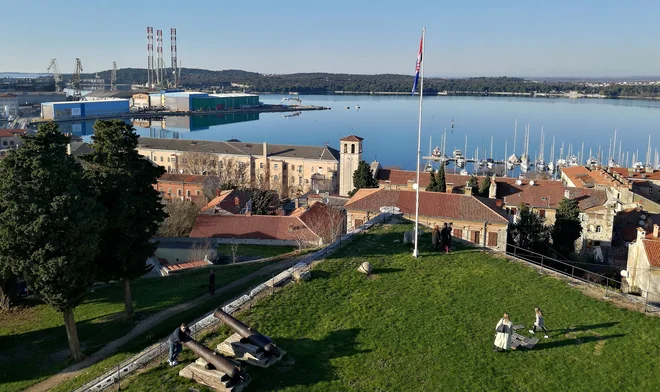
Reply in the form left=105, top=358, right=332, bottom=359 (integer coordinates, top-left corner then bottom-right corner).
left=41, top=100, right=130, bottom=120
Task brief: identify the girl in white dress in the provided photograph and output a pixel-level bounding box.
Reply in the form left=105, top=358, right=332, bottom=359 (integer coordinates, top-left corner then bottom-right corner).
left=494, top=313, right=513, bottom=351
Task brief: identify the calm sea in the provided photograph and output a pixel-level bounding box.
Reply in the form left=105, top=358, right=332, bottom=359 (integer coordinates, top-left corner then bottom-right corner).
left=70, top=94, right=660, bottom=171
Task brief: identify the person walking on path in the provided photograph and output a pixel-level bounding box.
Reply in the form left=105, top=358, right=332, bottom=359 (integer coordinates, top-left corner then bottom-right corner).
left=209, top=269, right=216, bottom=295
left=432, top=225, right=440, bottom=251
left=494, top=313, right=514, bottom=352
left=168, top=323, right=190, bottom=366
left=529, top=307, right=549, bottom=338
left=441, top=223, right=451, bottom=253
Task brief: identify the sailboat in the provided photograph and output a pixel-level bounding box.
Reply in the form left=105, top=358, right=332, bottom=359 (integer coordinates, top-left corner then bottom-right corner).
left=585, top=148, right=598, bottom=168
left=486, top=136, right=495, bottom=170
left=556, top=141, right=566, bottom=168
left=535, top=127, right=547, bottom=172
left=456, top=135, right=467, bottom=168
left=439, top=128, right=450, bottom=166
left=520, top=124, right=530, bottom=173
left=548, top=136, right=556, bottom=173
left=507, top=119, right=520, bottom=170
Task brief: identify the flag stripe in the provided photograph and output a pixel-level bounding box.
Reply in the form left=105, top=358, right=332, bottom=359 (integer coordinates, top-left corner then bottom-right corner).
left=411, top=35, right=424, bottom=95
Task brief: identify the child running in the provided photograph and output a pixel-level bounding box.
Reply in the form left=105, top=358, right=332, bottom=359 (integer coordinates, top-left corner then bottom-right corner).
left=529, top=307, right=549, bottom=338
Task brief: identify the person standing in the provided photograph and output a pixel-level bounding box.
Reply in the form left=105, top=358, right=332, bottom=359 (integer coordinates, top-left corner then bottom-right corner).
left=441, top=223, right=451, bottom=253
left=447, top=223, right=453, bottom=249
left=432, top=225, right=440, bottom=251
left=494, top=313, right=514, bottom=351
left=168, top=323, right=190, bottom=366
left=529, top=307, right=549, bottom=338
left=209, top=269, right=216, bottom=295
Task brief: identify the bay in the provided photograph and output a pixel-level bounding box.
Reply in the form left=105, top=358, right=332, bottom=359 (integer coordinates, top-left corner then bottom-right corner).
left=72, top=94, right=660, bottom=171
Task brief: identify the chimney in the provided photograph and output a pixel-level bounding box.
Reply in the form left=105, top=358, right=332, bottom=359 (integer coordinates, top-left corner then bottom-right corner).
left=263, top=142, right=268, bottom=161
left=638, top=227, right=646, bottom=241
left=294, top=198, right=299, bottom=209
left=216, top=188, right=221, bottom=197
left=654, top=224, right=659, bottom=238
left=495, top=199, right=503, bottom=208
left=446, top=183, right=454, bottom=194
left=234, top=197, right=240, bottom=206
left=564, top=189, right=570, bottom=199
left=464, top=181, right=473, bottom=195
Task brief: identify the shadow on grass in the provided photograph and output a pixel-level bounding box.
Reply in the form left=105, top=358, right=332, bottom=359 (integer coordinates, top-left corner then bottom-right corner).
left=372, top=268, right=405, bottom=274
left=248, top=328, right=369, bottom=391
left=310, top=271, right=331, bottom=281
left=564, top=322, right=620, bottom=333
left=533, top=334, right=625, bottom=351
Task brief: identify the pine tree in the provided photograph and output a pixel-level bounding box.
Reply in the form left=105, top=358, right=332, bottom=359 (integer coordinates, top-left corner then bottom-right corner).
left=437, top=164, right=447, bottom=193
left=426, top=170, right=438, bottom=191
left=510, top=204, right=550, bottom=251
left=468, top=175, right=479, bottom=195
left=552, top=197, right=582, bottom=255
left=479, top=176, right=491, bottom=197
left=0, top=123, right=104, bottom=360
left=80, top=120, right=165, bottom=319
left=348, top=160, right=378, bottom=197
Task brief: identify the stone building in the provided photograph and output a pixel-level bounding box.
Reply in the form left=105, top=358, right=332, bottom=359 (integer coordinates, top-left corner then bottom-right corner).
left=624, top=226, right=660, bottom=305
left=338, top=135, right=362, bottom=197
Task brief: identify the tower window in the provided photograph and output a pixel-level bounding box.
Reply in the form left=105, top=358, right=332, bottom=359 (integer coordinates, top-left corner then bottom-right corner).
left=344, top=144, right=347, bottom=153
left=351, top=144, right=355, bottom=154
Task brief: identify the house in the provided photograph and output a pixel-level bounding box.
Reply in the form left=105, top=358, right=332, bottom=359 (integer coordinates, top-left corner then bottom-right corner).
left=0, top=129, right=26, bottom=157
left=344, top=188, right=510, bottom=250
left=200, top=189, right=253, bottom=215
left=189, top=215, right=323, bottom=247
left=137, top=137, right=343, bottom=196
left=561, top=166, right=623, bottom=189
left=624, top=226, right=660, bottom=305
left=155, top=173, right=215, bottom=201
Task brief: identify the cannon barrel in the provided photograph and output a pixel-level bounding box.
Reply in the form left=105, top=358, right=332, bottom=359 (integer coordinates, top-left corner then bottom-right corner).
left=213, top=308, right=280, bottom=356
left=182, top=338, right=241, bottom=381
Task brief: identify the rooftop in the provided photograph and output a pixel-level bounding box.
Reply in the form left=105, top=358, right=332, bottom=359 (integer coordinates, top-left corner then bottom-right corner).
left=0, top=129, right=26, bottom=138
left=611, top=167, right=660, bottom=181
left=340, top=135, right=363, bottom=142
left=209, top=93, right=258, bottom=98
left=200, top=189, right=252, bottom=214
left=158, top=173, right=209, bottom=184
left=561, top=166, right=622, bottom=188
left=189, top=214, right=321, bottom=242
left=501, top=185, right=608, bottom=211
left=68, top=142, right=94, bottom=157
left=138, top=137, right=340, bottom=161
left=642, top=238, right=660, bottom=267
left=345, top=188, right=508, bottom=223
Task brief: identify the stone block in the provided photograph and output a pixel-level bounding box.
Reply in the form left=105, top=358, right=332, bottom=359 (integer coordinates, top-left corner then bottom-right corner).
left=216, top=332, right=285, bottom=368
left=179, top=362, right=250, bottom=392
left=292, top=269, right=311, bottom=282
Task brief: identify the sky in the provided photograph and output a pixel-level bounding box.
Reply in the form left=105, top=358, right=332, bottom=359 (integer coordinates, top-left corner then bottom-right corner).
left=1, top=0, right=659, bottom=77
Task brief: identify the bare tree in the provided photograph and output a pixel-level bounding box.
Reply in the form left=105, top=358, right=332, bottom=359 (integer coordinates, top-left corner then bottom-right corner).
left=229, top=242, right=240, bottom=264
left=301, top=203, right=346, bottom=244
left=158, top=199, right=202, bottom=237
left=217, top=158, right=248, bottom=189
left=180, top=151, right=218, bottom=175
left=189, top=238, right=214, bottom=262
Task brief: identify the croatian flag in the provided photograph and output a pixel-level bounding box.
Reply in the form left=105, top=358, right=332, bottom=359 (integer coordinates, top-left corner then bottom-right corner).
left=411, top=34, right=423, bottom=95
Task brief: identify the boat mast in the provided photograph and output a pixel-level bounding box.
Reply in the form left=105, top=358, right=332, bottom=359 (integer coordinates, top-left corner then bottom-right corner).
left=513, top=118, right=517, bottom=156
left=550, top=136, right=555, bottom=164
left=580, top=142, right=584, bottom=166
left=613, top=129, right=617, bottom=163
left=490, top=136, right=493, bottom=159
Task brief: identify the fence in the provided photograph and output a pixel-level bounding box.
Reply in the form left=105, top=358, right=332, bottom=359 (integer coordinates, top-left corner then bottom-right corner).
left=73, top=213, right=392, bottom=392
left=504, top=244, right=660, bottom=313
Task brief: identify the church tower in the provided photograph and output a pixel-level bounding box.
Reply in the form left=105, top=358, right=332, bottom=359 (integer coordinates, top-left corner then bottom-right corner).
left=339, top=135, right=363, bottom=197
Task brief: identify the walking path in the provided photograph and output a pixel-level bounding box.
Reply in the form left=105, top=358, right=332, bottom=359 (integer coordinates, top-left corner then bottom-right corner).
left=25, top=257, right=301, bottom=392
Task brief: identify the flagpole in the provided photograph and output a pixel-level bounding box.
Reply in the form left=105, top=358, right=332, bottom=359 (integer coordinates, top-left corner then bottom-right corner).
left=413, top=26, right=425, bottom=258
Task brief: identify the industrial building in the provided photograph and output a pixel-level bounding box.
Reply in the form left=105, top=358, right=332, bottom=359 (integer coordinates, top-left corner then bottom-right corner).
left=12, top=92, right=67, bottom=106
left=0, top=94, right=19, bottom=119
left=41, top=100, right=130, bottom=120
left=160, top=92, right=260, bottom=112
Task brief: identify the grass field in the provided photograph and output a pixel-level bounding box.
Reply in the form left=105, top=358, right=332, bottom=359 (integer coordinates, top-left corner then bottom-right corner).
left=114, top=223, right=660, bottom=391
left=0, top=261, right=278, bottom=392
left=217, top=244, right=296, bottom=259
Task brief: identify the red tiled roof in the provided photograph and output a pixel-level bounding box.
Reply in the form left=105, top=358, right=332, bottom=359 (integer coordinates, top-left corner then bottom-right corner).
left=200, top=189, right=251, bottom=214
left=0, top=93, right=17, bottom=98
left=189, top=215, right=321, bottom=242
left=345, top=188, right=508, bottom=223
left=340, top=135, right=363, bottom=142
left=158, top=173, right=208, bottom=184
left=501, top=185, right=607, bottom=211
left=298, top=202, right=345, bottom=242
left=164, top=260, right=210, bottom=272
left=561, top=166, right=621, bottom=188
left=611, top=167, right=660, bottom=181
left=642, top=239, right=660, bottom=267
left=0, top=129, right=26, bottom=138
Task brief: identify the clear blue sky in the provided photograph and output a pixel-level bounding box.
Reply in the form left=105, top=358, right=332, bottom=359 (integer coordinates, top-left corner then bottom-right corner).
left=1, top=0, right=659, bottom=77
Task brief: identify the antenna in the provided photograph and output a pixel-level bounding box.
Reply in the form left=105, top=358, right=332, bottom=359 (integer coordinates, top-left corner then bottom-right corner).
left=47, top=59, right=61, bottom=92
left=110, top=61, right=117, bottom=91
left=170, top=28, right=178, bottom=88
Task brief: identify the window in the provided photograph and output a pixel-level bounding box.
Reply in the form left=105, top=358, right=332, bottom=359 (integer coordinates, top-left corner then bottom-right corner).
left=344, top=144, right=347, bottom=153
left=196, top=190, right=200, bottom=195
left=274, top=164, right=279, bottom=169
left=167, top=165, right=171, bottom=172
left=2, top=141, right=7, bottom=146
left=471, top=230, right=480, bottom=245
left=260, top=162, right=264, bottom=169
left=186, top=190, right=191, bottom=197
left=298, top=166, right=303, bottom=173
left=299, top=176, right=303, bottom=186
left=153, top=156, right=157, bottom=162
left=354, top=219, right=364, bottom=227
left=160, top=156, right=163, bottom=162
left=488, top=232, right=498, bottom=247
left=291, top=165, right=295, bottom=171
left=167, top=188, right=172, bottom=195
left=177, top=189, right=182, bottom=196
left=9, top=140, right=14, bottom=145
left=509, top=208, right=517, bottom=215
left=351, top=144, right=355, bottom=154
left=318, top=166, right=323, bottom=173
left=538, top=209, right=546, bottom=218
left=596, top=225, right=602, bottom=233
left=453, top=229, right=463, bottom=239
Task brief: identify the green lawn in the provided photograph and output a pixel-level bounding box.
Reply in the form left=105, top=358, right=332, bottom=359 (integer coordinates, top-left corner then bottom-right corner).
left=217, top=244, right=296, bottom=259
left=0, top=261, right=277, bottom=392
left=114, top=224, right=660, bottom=391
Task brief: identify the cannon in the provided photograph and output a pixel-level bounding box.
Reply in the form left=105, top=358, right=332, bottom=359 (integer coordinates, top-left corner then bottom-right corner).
left=214, top=308, right=281, bottom=356
left=182, top=337, right=244, bottom=383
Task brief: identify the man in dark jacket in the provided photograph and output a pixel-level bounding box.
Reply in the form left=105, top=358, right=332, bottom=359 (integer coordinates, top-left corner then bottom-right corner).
left=209, top=270, right=216, bottom=295
left=168, top=323, right=190, bottom=366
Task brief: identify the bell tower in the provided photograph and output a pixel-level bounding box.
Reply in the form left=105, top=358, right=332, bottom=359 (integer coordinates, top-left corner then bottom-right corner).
left=339, top=135, right=363, bottom=197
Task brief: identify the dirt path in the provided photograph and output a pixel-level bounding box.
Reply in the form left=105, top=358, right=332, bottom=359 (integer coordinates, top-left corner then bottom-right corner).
left=25, top=257, right=300, bottom=392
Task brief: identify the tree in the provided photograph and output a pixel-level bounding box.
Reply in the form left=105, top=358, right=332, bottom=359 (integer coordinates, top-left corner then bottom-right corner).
left=348, top=160, right=378, bottom=197
left=251, top=189, right=277, bottom=215
left=179, top=151, right=218, bottom=175
left=80, top=120, right=166, bottom=319
left=509, top=204, right=550, bottom=251
left=158, top=199, right=202, bottom=237
left=0, top=122, right=104, bottom=360
left=552, top=197, right=582, bottom=255
left=436, top=165, right=447, bottom=193
left=468, top=175, right=479, bottom=195
left=479, top=176, right=491, bottom=197
left=426, top=170, right=438, bottom=192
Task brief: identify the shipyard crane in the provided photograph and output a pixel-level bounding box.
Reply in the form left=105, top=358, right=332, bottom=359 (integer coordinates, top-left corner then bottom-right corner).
left=110, top=61, right=117, bottom=91
left=47, top=59, right=62, bottom=92
left=71, top=58, right=84, bottom=100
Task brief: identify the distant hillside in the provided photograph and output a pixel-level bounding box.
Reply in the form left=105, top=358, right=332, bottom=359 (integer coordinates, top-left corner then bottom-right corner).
left=67, top=68, right=660, bottom=98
